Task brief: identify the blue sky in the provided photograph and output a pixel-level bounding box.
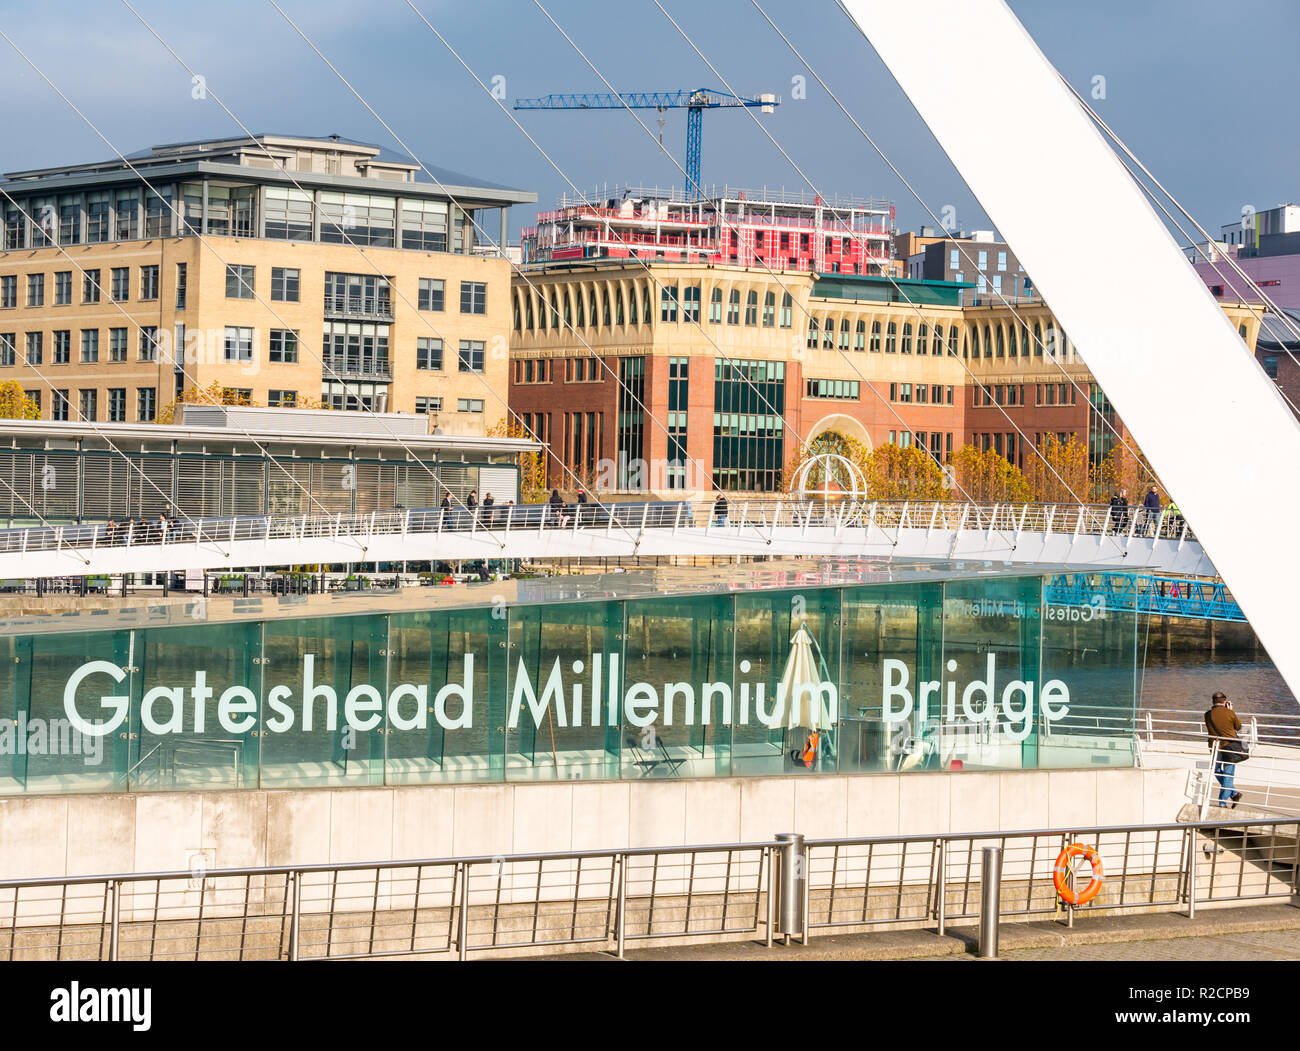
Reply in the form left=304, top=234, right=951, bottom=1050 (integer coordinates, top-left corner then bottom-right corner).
left=0, top=0, right=1294, bottom=242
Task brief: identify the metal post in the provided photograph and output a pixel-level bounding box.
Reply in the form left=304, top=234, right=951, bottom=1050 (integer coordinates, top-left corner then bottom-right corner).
left=774, top=833, right=805, bottom=945
left=765, top=847, right=775, bottom=948
left=615, top=854, right=627, bottom=960
left=1187, top=829, right=1198, bottom=919
left=457, top=862, right=471, bottom=961
left=978, top=846, right=1003, bottom=959
left=108, top=880, right=120, bottom=961
left=936, top=839, right=947, bottom=936
left=287, top=871, right=301, bottom=961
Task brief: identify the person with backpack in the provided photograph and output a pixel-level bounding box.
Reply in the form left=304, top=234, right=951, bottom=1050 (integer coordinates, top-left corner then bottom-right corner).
left=1205, top=691, right=1245, bottom=808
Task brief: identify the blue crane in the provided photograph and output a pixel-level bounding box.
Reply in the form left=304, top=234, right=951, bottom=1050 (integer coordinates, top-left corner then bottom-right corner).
left=513, top=88, right=780, bottom=198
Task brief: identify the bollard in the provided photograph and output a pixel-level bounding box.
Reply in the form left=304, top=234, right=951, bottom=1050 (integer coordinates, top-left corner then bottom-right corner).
left=978, top=846, right=1003, bottom=959
left=774, top=832, right=805, bottom=945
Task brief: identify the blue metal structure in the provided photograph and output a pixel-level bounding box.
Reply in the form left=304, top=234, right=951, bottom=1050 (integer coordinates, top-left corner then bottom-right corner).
left=1045, top=573, right=1245, bottom=623
left=513, top=89, right=780, bottom=198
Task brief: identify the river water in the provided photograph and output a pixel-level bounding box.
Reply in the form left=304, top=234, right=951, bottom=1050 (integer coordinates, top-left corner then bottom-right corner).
left=1137, top=653, right=1297, bottom=722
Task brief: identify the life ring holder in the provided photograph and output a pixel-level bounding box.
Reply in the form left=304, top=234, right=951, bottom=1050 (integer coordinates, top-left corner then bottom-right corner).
left=1053, top=843, right=1104, bottom=906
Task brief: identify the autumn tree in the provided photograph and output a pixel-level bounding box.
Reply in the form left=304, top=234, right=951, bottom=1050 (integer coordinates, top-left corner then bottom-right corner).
left=488, top=417, right=548, bottom=503
left=950, top=444, right=1033, bottom=502
left=1023, top=433, right=1092, bottom=504
left=864, top=443, right=947, bottom=500
left=0, top=380, right=40, bottom=420
left=785, top=431, right=872, bottom=496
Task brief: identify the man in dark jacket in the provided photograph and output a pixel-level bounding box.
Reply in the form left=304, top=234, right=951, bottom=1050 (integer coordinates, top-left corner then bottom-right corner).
left=1142, top=485, right=1161, bottom=536
left=1205, top=691, right=1244, bottom=808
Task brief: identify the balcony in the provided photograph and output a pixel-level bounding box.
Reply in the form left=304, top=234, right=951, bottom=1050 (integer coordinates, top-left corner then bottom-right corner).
left=323, top=294, right=393, bottom=321
left=322, top=354, right=392, bottom=380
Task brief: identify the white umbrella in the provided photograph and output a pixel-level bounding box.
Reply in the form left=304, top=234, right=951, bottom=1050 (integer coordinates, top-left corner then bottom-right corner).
left=780, top=624, right=836, bottom=731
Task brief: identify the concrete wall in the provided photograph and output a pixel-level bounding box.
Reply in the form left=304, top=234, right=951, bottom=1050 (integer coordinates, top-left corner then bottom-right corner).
left=0, top=766, right=1189, bottom=880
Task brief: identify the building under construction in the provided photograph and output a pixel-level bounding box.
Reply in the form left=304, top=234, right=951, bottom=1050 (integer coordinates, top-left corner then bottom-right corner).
left=522, top=184, right=894, bottom=275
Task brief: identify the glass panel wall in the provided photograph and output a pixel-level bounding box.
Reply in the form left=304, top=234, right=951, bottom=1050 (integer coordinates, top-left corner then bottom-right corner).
left=0, top=571, right=1140, bottom=796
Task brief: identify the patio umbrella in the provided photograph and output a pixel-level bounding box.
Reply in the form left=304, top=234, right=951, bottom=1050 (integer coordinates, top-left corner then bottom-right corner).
left=780, top=624, right=836, bottom=731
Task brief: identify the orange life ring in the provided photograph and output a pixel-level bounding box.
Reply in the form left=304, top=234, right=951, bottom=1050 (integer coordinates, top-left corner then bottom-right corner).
left=1053, top=843, right=1104, bottom=905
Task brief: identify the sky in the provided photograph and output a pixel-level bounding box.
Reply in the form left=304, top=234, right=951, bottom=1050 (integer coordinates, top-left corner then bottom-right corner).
left=0, top=0, right=1294, bottom=242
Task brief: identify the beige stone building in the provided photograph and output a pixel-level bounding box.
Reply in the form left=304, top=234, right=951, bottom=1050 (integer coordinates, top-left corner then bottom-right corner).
left=0, top=134, right=535, bottom=436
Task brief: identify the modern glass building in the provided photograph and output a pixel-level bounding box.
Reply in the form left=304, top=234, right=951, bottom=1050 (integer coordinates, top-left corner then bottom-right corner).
left=0, top=560, right=1138, bottom=795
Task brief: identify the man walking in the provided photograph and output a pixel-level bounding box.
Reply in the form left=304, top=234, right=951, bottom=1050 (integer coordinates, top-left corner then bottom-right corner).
left=1204, top=691, right=1244, bottom=808
left=1142, top=485, right=1161, bottom=536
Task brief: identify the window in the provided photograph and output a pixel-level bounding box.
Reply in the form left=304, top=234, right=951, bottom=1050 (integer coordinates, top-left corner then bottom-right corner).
left=1263, top=355, right=1279, bottom=379
left=54, top=271, right=72, bottom=305
left=271, top=267, right=299, bottom=303
left=458, top=340, right=484, bottom=373
left=79, top=389, right=97, bottom=422
left=660, top=285, right=679, bottom=322
left=978, top=250, right=988, bottom=271
left=140, top=265, right=159, bottom=301
left=319, top=192, right=394, bottom=246
left=109, top=327, right=128, bottom=362
left=885, top=322, right=897, bottom=353
left=81, top=269, right=101, bottom=304
left=0, top=276, right=14, bottom=309
left=805, top=378, right=860, bottom=399
left=901, top=322, right=913, bottom=354
left=267, top=390, right=297, bottom=408
left=52, top=390, right=69, bottom=421
left=137, top=387, right=157, bottom=422
left=417, top=338, right=443, bottom=370
left=25, top=332, right=42, bottom=366
left=110, top=267, right=129, bottom=302
left=224, top=326, right=253, bottom=362
left=269, top=329, right=299, bottom=363
left=139, top=326, right=159, bottom=361
left=116, top=193, right=139, bottom=240
left=762, top=291, right=776, bottom=328
left=683, top=285, right=701, bottom=323
left=415, top=396, right=442, bottom=414
left=25, top=389, right=40, bottom=415
left=226, top=264, right=255, bottom=299
left=727, top=289, right=740, bottom=325
left=780, top=293, right=792, bottom=328
left=53, top=331, right=70, bottom=364
left=26, top=274, right=43, bottom=307
left=173, top=262, right=187, bottom=310
left=0, top=334, right=12, bottom=367
left=899, top=382, right=912, bottom=403
left=457, top=398, right=484, bottom=413
left=400, top=198, right=450, bottom=252
left=460, top=280, right=486, bottom=314
left=744, top=291, right=758, bottom=326
left=107, top=388, right=126, bottom=422
left=870, top=320, right=881, bottom=352
left=265, top=187, right=313, bottom=241
left=80, top=329, right=99, bottom=363
left=997, top=251, right=1007, bottom=272
left=418, top=278, right=445, bottom=311
left=59, top=199, right=81, bottom=245
left=709, top=288, right=723, bottom=323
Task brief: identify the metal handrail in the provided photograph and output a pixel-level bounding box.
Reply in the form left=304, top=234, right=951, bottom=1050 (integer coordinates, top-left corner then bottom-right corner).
left=1, top=816, right=1294, bottom=962
left=0, top=498, right=1201, bottom=559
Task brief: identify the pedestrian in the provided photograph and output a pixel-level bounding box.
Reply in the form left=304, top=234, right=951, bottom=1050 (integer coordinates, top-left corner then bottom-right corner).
left=482, top=492, right=495, bottom=528
left=1167, top=499, right=1183, bottom=534
left=548, top=487, right=565, bottom=527
left=105, top=518, right=118, bottom=544
left=575, top=487, right=589, bottom=526
left=1204, top=691, right=1245, bottom=809
left=157, top=511, right=169, bottom=543
left=1116, top=487, right=1130, bottom=531
left=1108, top=491, right=1125, bottom=531
left=1142, top=485, right=1161, bottom=536
left=713, top=492, right=729, bottom=526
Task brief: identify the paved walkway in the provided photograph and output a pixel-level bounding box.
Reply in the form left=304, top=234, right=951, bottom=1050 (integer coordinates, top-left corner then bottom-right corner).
left=543, top=904, right=1300, bottom=961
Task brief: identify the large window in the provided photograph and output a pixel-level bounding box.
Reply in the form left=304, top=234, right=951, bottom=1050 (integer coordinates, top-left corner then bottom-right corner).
left=139, top=327, right=159, bottom=361
left=108, top=388, right=127, bottom=423
left=458, top=340, right=484, bottom=373
left=80, top=329, right=99, bottom=363
left=25, top=332, right=42, bottom=366
left=271, top=267, right=299, bottom=303
left=140, top=265, right=159, bottom=301
left=0, top=276, right=14, bottom=310
left=324, top=272, right=391, bottom=316
left=269, top=329, right=298, bottom=364
left=264, top=187, right=313, bottom=240
left=26, top=274, right=43, bottom=307
left=53, top=331, right=70, bottom=365
left=137, top=387, right=157, bottom=423
left=401, top=199, right=450, bottom=251
left=319, top=192, right=394, bottom=247
left=79, top=389, right=97, bottom=422
left=417, top=338, right=443, bottom=370
left=226, top=264, right=255, bottom=299
left=712, top=359, right=785, bottom=492
left=109, top=328, right=128, bottom=363
left=419, top=278, right=445, bottom=311
left=110, top=267, right=129, bottom=302
left=86, top=193, right=110, bottom=242
left=459, top=280, right=487, bottom=315
left=54, top=271, right=72, bottom=306
left=115, top=192, right=139, bottom=240
left=224, top=326, right=254, bottom=363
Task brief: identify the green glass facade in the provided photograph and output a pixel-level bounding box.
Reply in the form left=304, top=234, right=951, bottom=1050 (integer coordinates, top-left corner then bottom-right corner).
left=0, top=569, right=1139, bottom=795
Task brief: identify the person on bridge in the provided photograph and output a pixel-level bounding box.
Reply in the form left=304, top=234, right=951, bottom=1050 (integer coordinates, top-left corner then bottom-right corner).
left=548, top=488, right=566, bottom=528
left=1142, top=486, right=1161, bottom=536
left=713, top=493, right=729, bottom=526
left=1205, top=691, right=1244, bottom=808
left=482, top=492, right=495, bottom=528
left=1108, top=492, right=1126, bottom=531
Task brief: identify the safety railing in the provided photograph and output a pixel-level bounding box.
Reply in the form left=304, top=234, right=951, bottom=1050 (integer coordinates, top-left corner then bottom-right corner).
left=0, top=499, right=1199, bottom=560
left=1, top=817, right=1294, bottom=961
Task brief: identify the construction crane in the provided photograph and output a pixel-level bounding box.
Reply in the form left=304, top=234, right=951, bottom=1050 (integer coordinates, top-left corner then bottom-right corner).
left=513, top=88, right=780, bottom=198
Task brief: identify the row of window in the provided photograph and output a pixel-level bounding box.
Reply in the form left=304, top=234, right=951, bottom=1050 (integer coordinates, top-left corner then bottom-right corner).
left=1, top=266, right=163, bottom=309
left=887, top=431, right=954, bottom=457
left=222, top=266, right=488, bottom=315
left=804, top=378, right=860, bottom=400
left=0, top=328, right=159, bottom=366
left=513, top=285, right=799, bottom=333
left=807, top=318, right=959, bottom=355
left=30, top=386, right=159, bottom=423
left=889, top=383, right=956, bottom=405
left=971, top=383, right=1080, bottom=408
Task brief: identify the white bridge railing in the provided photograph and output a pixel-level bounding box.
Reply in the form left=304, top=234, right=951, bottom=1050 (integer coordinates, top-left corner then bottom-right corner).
left=0, top=499, right=1208, bottom=576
